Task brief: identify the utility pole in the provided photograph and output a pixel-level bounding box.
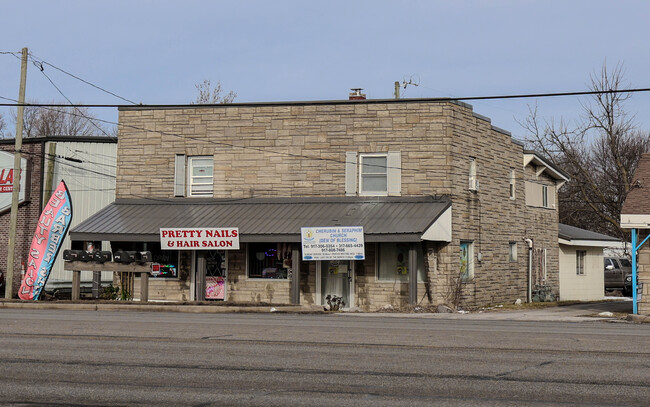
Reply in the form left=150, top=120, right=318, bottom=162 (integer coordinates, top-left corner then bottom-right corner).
left=5, top=47, right=28, bottom=299
left=394, top=81, right=400, bottom=99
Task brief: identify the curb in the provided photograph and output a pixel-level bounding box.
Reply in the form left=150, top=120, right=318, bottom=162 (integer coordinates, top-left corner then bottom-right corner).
left=0, top=301, right=321, bottom=314
left=626, top=314, right=650, bottom=323
left=2, top=301, right=648, bottom=322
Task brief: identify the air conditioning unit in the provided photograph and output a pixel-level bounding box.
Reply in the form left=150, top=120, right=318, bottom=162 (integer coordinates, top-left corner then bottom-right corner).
left=469, top=177, right=479, bottom=191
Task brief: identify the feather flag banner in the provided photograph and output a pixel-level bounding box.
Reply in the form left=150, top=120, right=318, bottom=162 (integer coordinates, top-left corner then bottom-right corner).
left=19, top=180, right=73, bottom=300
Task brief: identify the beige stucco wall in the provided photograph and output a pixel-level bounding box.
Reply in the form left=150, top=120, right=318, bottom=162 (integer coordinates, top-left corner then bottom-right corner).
left=558, top=245, right=605, bottom=301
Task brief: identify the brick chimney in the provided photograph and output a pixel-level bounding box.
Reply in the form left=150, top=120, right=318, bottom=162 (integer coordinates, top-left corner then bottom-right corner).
left=349, top=88, right=366, bottom=100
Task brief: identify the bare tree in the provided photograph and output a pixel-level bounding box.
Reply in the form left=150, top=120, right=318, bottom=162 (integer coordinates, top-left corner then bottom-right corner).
left=192, top=79, right=236, bottom=104
left=9, top=102, right=106, bottom=138
left=521, top=64, right=650, bottom=239
left=0, top=112, right=6, bottom=138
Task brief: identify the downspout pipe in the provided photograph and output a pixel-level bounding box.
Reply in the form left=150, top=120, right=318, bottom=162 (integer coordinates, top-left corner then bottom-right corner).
left=524, top=238, right=533, bottom=303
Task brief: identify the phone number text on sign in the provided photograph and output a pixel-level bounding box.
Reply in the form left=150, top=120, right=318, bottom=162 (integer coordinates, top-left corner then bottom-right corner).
left=301, top=226, right=365, bottom=261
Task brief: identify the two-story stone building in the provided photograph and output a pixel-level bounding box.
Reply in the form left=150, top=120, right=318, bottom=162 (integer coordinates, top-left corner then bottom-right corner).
left=71, top=96, right=567, bottom=310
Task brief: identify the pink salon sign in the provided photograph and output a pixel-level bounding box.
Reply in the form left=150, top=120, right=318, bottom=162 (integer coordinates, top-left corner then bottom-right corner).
left=19, top=181, right=73, bottom=300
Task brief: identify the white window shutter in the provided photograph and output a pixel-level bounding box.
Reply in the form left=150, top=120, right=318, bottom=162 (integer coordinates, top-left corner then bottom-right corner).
left=174, top=154, right=186, bottom=197
left=548, top=184, right=557, bottom=209
left=387, top=151, right=401, bottom=196
left=345, top=152, right=358, bottom=196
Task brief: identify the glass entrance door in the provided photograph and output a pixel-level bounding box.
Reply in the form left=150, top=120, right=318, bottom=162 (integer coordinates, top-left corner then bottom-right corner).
left=195, top=250, right=227, bottom=301
left=321, top=260, right=351, bottom=309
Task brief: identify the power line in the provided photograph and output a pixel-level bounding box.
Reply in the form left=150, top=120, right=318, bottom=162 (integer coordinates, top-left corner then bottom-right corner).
left=5, top=148, right=116, bottom=179
left=0, top=51, right=22, bottom=60
left=0, top=87, right=645, bottom=180
left=3, top=86, right=650, bottom=108
left=27, top=53, right=139, bottom=105
left=31, top=60, right=116, bottom=141
left=0, top=94, right=609, bottom=179
left=3, top=50, right=138, bottom=105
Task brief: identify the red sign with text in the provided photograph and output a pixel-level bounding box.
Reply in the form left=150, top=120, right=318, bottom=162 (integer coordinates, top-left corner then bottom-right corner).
left=0, top=168, right=14, bottom=192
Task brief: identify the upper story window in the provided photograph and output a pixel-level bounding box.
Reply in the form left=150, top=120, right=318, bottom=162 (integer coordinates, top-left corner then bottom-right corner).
left=174, top=154, right=214, bottom=197
left=360, top=154, right=388, bottom=195
left=525, top=181, right=555, bottom=209
left=188, top=156, right=214, bottom=196
left=509, top=169, right=516, bottom=200
left=345, top=151, right=401, bottom=196
left=468, top=157, right=478, bottom=191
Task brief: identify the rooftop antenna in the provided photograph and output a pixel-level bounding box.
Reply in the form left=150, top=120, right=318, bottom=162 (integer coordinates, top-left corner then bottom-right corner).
left=395, top=75, right=419, bottom=99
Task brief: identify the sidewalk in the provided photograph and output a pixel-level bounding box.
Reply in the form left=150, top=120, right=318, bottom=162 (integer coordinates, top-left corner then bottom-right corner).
left=1, top=298, right=647, bottom=323
left=0, top=299, right=308, bottom=313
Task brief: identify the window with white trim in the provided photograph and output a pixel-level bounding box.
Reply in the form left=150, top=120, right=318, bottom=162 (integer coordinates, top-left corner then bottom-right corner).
left=188, top=156, right=214, bottom=196
left=576, top=250, right=586, bottom=275
left=174, top=154, right=214, bottom=197
left=345, top=151, right=401, bottom=196
left=360, top=154, right=388, bottom=195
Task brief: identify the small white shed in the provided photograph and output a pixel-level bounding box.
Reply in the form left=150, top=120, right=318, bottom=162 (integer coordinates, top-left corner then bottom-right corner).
left=558, top=224, right=622, bottom=301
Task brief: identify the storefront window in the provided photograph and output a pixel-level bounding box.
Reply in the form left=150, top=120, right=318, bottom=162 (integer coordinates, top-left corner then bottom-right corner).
left=248, top=243, right=292, bottom=279
left=377, top=243, right=425, bottom=282
left=149, top=242, right=179, bottom=279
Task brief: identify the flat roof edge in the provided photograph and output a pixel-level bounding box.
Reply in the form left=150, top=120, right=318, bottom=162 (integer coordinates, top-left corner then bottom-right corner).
left=118, top=98, right=475, bottom=111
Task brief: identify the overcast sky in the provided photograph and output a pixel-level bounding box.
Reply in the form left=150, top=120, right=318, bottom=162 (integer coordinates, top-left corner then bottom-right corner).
left=2, top=0, right=650, bottom=140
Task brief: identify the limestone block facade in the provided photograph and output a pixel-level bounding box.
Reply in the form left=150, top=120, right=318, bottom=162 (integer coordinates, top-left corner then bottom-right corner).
left=113, top=99, right=564, bottom=309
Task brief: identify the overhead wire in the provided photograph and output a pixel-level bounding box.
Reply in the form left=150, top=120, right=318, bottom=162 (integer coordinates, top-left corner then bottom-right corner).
left=1, top=82, right=648, bottom=180
left=0, top=94, right=635, bottom=182
left=0, top=94, right=398, bottom=171
left=27, top=52, right=139, bottom=105
left=2, top=86, right=650, bottom=108
left=29, top=57, right=117, bottom=141
left=4, top=147, right=116, bottom=179
left=4, top=52, right=642, bottom=206
left=0, top=51, right=22, bottom=60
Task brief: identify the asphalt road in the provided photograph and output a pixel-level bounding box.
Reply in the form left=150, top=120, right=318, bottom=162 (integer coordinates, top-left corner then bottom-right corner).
left=0, top=309, right=648, bottom=406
